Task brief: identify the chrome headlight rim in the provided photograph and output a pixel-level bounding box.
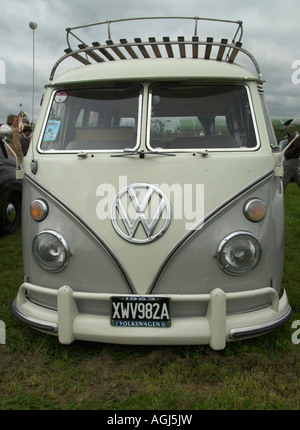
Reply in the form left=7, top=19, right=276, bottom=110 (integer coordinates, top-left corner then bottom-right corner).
left=32, top=229, right=70, bottom=272
left=217, top=231, right=261, bottom=276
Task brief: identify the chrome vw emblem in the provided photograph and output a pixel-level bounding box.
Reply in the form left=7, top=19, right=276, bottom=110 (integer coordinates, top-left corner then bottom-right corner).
left=111, top=183, right=171, bottom=244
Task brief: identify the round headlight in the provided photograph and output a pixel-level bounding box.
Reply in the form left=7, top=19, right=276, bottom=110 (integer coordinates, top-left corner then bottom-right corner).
left=32, top=230, right=70, bottom=272
left=217, top=231, right=261, bottom=275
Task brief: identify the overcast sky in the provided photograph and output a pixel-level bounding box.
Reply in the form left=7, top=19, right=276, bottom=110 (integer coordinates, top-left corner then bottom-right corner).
left=1, top=0, right=300, bottom=125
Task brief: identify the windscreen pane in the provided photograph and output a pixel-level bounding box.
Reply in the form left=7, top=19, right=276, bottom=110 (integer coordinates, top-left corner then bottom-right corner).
left=148, top=84, right=257, bottom=150
left=40, top=86, right=141, bottom=151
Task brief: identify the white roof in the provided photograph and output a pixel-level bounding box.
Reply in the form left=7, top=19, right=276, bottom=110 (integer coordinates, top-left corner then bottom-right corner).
left=47, top=57, right=258, bottom=87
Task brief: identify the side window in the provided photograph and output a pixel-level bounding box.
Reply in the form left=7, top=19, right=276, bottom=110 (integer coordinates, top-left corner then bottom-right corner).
left=214, top=116, right=230, bottom=136
left=75, top=109, right=85, bottom=128
left=75, top=109, right=100, bottom=128
left=260, top=93, right=278, bottom=149
left=87, top=111, right=99, bottom=128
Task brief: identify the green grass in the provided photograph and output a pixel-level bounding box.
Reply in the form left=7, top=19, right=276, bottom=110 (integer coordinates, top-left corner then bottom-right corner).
left=0, top=185, right=299, bottom=410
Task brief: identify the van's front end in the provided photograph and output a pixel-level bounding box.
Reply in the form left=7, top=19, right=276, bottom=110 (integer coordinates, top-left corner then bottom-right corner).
left=12, top=18, right=292, bottom=350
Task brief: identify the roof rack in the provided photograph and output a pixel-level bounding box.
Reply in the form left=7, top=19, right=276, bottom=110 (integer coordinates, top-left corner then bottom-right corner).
left=49, top=16, right=263, bottom=82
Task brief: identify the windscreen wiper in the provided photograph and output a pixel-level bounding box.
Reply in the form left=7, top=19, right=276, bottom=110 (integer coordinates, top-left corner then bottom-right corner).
left=111, top=149, right=176, bottom=158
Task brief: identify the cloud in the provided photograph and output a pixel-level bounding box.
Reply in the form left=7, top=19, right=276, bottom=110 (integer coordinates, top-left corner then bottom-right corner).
left=1, top=0, right=300, bottom=124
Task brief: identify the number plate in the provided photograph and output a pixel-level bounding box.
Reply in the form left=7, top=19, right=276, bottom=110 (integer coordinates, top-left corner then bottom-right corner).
left=110, top=296, right=171, bottom=328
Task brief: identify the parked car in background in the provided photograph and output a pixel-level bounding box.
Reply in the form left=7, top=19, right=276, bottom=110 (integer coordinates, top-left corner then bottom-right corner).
left=0, top=136, right=22, bottom=234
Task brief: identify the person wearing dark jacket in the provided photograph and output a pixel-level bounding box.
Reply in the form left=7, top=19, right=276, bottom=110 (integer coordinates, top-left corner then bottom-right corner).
left=282, top=119, right=300, bottom=190
left=19, top=125, right=32, bottom=155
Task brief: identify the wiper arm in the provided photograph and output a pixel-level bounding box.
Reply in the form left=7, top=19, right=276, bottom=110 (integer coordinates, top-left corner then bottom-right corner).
left=111, top=148, right=209, bottom=158
left=111, top=149, right=176, bottom=158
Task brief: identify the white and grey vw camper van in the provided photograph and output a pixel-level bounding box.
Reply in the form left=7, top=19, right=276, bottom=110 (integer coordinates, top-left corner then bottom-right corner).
left=12, top=17, right=292, bottom=350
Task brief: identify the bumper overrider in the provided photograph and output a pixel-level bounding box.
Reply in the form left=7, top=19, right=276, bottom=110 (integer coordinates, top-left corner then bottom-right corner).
left=11, top=282, right=292, bottom=350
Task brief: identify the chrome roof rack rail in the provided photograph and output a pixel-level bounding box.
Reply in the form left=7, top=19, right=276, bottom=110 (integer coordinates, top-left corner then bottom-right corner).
left=49, top=16, right=263, bottom=82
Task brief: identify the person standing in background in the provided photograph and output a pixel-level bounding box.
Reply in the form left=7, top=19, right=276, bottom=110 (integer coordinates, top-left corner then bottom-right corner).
left=19, top=125, right=32, bottom=155
left=6, top=114, right=23, bottom=165
left=282, top=119, right=300, bottom=190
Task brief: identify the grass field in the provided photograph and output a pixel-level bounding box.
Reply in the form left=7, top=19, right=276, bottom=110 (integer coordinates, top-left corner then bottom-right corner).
left=0, top=184, right=299, bottom=410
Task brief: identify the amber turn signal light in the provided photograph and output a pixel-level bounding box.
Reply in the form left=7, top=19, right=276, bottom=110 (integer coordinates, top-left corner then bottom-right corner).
left=30, top=199, right=48, bottom=222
